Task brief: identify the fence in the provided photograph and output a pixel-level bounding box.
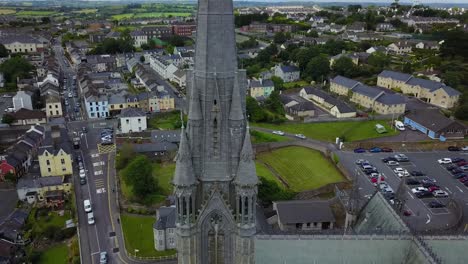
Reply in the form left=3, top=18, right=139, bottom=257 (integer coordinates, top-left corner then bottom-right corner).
left=128, top=253, right=177, bottom=262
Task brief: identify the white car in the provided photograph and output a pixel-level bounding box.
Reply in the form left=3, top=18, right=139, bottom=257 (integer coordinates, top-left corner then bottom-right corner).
left=437, top=158, right=452, bottom=164
left=83, top=199, right=92, bottom=213
left=433, top=190, right=449, bottom=197
left=68, top=92, right=73, bottom=98
left=79, top=169, right=86, bottom=178
left=294, top=134, right=306, bottom=139
left=393, top=167, right=409, bottom=177
left=87, top=212, right=95, bottom=225
left=462, top=146, right=468, bottom=151
left=272, top=130, right=285, bottom=136
left=387, top=160, right=399, bottom=166
left=411, top=187, right=429, bottom=194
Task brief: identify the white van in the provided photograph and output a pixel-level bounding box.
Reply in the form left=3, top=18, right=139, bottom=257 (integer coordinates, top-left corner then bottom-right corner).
left=394, top=120, right=405, bottom=131
left=84, top=199, right=92, bottom=213
left=87, top=212, right=95, bottom=225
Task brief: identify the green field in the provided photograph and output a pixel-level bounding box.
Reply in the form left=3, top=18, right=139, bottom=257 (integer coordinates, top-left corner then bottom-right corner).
left=16, top=10, right=59, bottom=16
left=250, top=130, right=290, bottom=144
left=253, top=120, right=397, bottom=142
left=0, top=9, right=16, bottom=15
left=39, top=244, right=68, bottom=264
left=255, top=162, right=285, bottom=189
left=283, top=80, right=310, bottom=89
left=148, top=110, right=184, bottom=130
left=121, top=214, right=177, bottom=258
left=257, top=146, right=345, bottom=192
left=72, top=9, right=98, bottom=14
left=112, top=12, right=191, bottom=20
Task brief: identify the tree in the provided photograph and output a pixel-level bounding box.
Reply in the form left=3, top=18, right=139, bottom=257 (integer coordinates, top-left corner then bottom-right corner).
left=1, top=114, right=14, bottom=125
left=116, top=143, right=135, bottom=170
left=264, top=90, right=285, bottom=116
left=122, top=155, right=157, bottom=201
left=273, top=32, right=290, bottom=44
left=0, top=44, right=8, bottom=58
left=402, top=62, right=413, bottom=73
left=3, top=172, right=16, bottom=183
left=304, top=54, right=330, bottom=82
left=139, top=55, right=145, bottom=63
left=246, top=96, right=265, bottom=122
left=270, top=76, right=284, bottom=91
left=333, top=56, right=356, bottom=77
left=368, top=52, right=391, bottom=70
left=257, top=177, right=295, bottom=205
left=0, top=56, right=34, bottom=89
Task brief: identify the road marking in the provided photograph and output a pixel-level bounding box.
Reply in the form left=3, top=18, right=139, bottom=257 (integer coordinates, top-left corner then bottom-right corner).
left=95, top=179, right=105, bottom=188
left=456, top=186, right=464, bottom=193
left=425, top=214, right=431, bottom=224
left=96, top=188, right=106, bottom=194
left=91, top=153, right=100, bottom=158
left=93, top=161, right=105, bottom=167
left=445, top=187, right=453, bottom=194
left=407, top=191, right=414, bottom=199
left=91, top=252, right=100, bottom=256
left=94, top=170, right=103, bottom=176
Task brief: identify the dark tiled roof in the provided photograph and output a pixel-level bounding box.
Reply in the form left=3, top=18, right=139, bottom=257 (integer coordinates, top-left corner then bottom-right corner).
left=153, top=206, right=176, bottom=230
left=250, top=79, right=274, bottom=88
left=333, top=101, right=356, bottom=113
left=132, top=142, right=178, bottom=153
left=330, top=75, right=360, bottom=89
left=290, top=101, right=315, bottom=111
left=352, top=84, right=383, bottom=98
left=405, top=109, right=466, bottom=133
left=438, top=86, right=461, bottom=96
left=406, top=77, right=443, bottom=91
left=120, top=108, right=146, bottom=118
left=378, top=70, right=412, bottom=82
left=11, top=108, right=46, bottom=120
left=375, top=93, right=406, bottom=105
left=151, top=130, right=181, bottom=143
left=279, top=65, right=299, bottom=73
left=275, top=200, right=335, bottom=224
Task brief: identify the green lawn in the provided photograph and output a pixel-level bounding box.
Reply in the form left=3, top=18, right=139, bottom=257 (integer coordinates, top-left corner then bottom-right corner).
left=39, top=244, right=68, bottom=264
left=250, top=130, right=290, bottom=144
left=72, top=9, right=98, bottom=14
left=255, top=162, right=285, bottom=189
left=283, top=80, right=310, bottom=89
left=121, top=214, right=177, bottom=258
left=0, top=9, right=16, bottom=15
left=148, top=110, right=184, bottom=130
left=16, top=10, right=59, bottom=16
left=257, top=146, right=345, bottom=192
left=253, top=120, right=397, bottom=142
left=112, top=12, right=191, bottom=20
left=34, top=210, right=72, bottom=232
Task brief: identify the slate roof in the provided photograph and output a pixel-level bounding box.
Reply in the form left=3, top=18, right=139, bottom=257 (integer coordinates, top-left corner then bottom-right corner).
left=290, top=101, right=315, bottom=111
left=375, top=93, right=406, bottom=105
left=330, top=75, right=360, bottom=89
left=279, top=65, right=299, bottom=73
left=250, top=79, right=274, bottom=88
left=120, top=108, right=146, bottom=118
left=16, top=176, right=64, bottom=189
left=352, top=84, right=383, bottom=99
left=132, top=142, right=178, bottom=153
left=11, top=108, right=46, bottom=120
left=151, top=130, right=181, bottom=143
left=333, top=101, right=356, bottom=113
left=438, top=86, right=461, bottom=96
left=153, top=206, right=176, bottom=230
left=405, top=109, right=466, bottom=133
left=275, top=200, right=335, bottom=224
left=38, top=130, right=71, bottom=156
left=406, top=77, right=443, bottom=91
left=0, top=35, right=40, bottom=45
left=378, top=70, right=412, bottom=82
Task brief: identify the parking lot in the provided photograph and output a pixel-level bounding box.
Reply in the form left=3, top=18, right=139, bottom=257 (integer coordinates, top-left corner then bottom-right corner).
left=338, top=150, right=468, bottom=231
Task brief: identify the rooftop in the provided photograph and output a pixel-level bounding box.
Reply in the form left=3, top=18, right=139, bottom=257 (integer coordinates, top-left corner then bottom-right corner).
left=274, top=200, right=335, bottom=224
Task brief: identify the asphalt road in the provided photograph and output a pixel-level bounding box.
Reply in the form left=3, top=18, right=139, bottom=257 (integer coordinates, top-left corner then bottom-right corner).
left=337, top=150, right=468, bottom=232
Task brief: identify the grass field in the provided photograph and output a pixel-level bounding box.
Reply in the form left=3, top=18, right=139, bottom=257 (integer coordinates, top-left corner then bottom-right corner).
left=0, top=9, right=16, bottom=15
left=283, top=80, right=310, bottom=89
left=250, top=130, right=290, bottom=144
left=121, top=214, right=177, bottom=258
left=112, top=12, right=191, bottom=20
left=253, top=120, right=397, bottom=142
left=257, top=146, right=345, bottom=192
left=39, top=244, right=68, bottom=264
left=16, top=10, right=58, bottom=16
left=148, top=110, right=184, bottom=130
left=72, top=9, right=98, bottom=14
left=255, top=162, right=285, bottom=189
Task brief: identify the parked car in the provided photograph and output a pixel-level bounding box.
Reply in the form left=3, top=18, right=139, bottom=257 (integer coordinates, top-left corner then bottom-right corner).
left=410, top=170, right=425, bottom=176
left=355, top=159, right=368, bottom=165
left=79, top=169, right=86, bottom=178
left=272, top=130, right=285, bottom=136
left=100, top=252, right=107, bottom=264
left=446, top=165, right=458, bottom=171
left=406, top=179, right=420, bottom=185
left=387, top=160, right=399, bottom=166
left=460, top=165, right=468, bottom=171
left=428, top=201, right=445, bottom=208
left=87, top=212, right=95, bottom=225
left=452, top=158, right=465, bottom=163
left=381, top=147, right=393, bottom=152
left=421, top=177, right=437, bottom=184
left=83, top=199, right=92, bottom=213
left=437, top=158, right=452, bottom=164
left=422, top=182, right=438, bottom=188
left=394, top=154, right=409, bottom=162
left=354, top=148, right=366, bottom=153
left=411, top=187, right=429, bottom=194
left=382, top=157, right=398, bottom=163
left=369, top=147, right=382, bottom=153
left=453, top=172, right=467, bottom=179
left=448, top=146, right=461, bottom=151
left=428, top=186, right=440, bottom=192
left=456, top=161, right=468, bottom=167
left=371, top=175, right=385, bottom=184
left=433, top=190, right=449, bottom=198
left=451, top=169, right=464, bottom=175
left=465, top=182, right=468, bottom=187
left=403, top=210, right=412, bottom=216
left=294, top=134, right=306, bottom=139
left=458, top=176, right=468, bottom=183
left=415, top=190, right=432, bottom=198
left=462, top=146, right=468, bottom=151
left=394, top=167, right=409, bottom=177
left=80, top=177, right=87, bottom=185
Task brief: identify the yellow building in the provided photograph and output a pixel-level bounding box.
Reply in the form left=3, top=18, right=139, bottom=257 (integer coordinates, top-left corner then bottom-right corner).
left=38, top=129, right=73, bottom=177
left=17, top=175, right=72, bottom=204
left=45, top=95, right=63, bottom=118
left=329, top=75, right=361, bottom=96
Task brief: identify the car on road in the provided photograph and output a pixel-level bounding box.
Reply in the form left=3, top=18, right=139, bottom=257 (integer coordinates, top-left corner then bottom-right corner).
left=428, top=201, right=445, bottom=208
left=438, top=158, right=452, bottom=164
left=74, top=107, right=80, bottom=113
left=68, top=92, right=73, bottom=98
left=406, top=179, right=420, bottom=185
left=433, top=190, right=449, bottom=197
left=76, top=155, right=82, bottom=162
left=369, top=147, right=382, bottom=153
left=80, top=177, right=86, bottom=185
left=83, top=199, right=92, bottom=213
left=381, top=147, right=393, bottom=152
left=272, top=130, right=285, bottom=136
left=394, top=154, right=409, bottom=162
left=294, top=134, right=306, bottom=139
left=410, top=170, right=425, bottom=176
left=87, top=212, right=95, bottom=225
left=64, top=100, right=69, bottom=106
left=394, top=167, right=409, bottom=177
left=82, top=127, right=87, bottom=133
left=354, top=148, right=366, bottom=153
left=462, top=146, right=468, bottom=151
left=411, top=187, right=429, bottom=194
left=415, top=190, right=432, bottom=198
left=100, top=252, right=107, bottom=264
left=387, top=160, right=399, bottom=166
left=448, top=146, right=461, bottom=151
left=79, top=169, right=86, bottom=178
left=78, top=162, right=84, bottom=170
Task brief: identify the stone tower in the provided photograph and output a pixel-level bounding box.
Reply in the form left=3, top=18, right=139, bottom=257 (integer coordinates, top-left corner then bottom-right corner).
left=172, top=0, right=258, bottom=264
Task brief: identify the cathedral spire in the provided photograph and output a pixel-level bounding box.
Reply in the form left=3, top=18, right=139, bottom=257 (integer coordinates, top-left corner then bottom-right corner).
left=229, top=76, right=244, bottom=121
left=173, top=126, right=196, bottom=187
left=234, top=125, right=258, bottom=186
left=187, top=72, right=202, bottom=121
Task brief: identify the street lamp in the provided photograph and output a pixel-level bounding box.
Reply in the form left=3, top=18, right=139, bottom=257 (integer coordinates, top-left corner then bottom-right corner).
left=134, top=249, right=139, bottom=257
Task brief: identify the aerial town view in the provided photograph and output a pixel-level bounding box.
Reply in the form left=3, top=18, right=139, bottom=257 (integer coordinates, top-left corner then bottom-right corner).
left=1, top=0, right=468, bottom=263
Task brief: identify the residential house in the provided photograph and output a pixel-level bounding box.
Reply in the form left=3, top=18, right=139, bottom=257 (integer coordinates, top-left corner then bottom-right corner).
left=0, top=125, right=45, bottom=180
left=376, top=23, right=395, bottom=32
left=366, top=46, right=388, bottom=54
left=404, top=109, right=467, bottom=141
left=141, top=26, right=173, bottom=39
left=0, top=209, right=28, bottom=245
left=273, top=65, right=300, bottom=83
left=377, top=70, right=461, bottom=109
left=280, top=94, right=315, bottom=118
left=120, top=108, right=147, bottom=134
left=85, top=55, right=116, bottom=72
left=38, top=129, right=72, bottom=177
left=314, top=23, right=330, bottom=32
left=350, top=84, right=406, bottom=115
left=329, top=24, right=346, bottom=33
left=414, top=40, right=440, bottom=50
left=16, top=175, right=72, bottom=204
left=45, top=94, right=63, bottom=118
left=0, top=35, right=44, bottom=53
left=12, top=90, right=33, bottom=111
left=153, top=206, right=177, bottom=251
left=249, top=79, right=275, bottom=99
left=37, top=73, right=60, bottom=88
left=171, top=69, right=186, bottom=88
left=151, top=130, right=181, bottom=144
left=172, top=23, right=196, bottom=37
left=330, top=75, right=361, bottom=96
left=387, top=42, right=412, bottom=55
left=272, top=200, right=335, bottom=231
left=347, top=22, right=366, bottom=33
left=9, top=109, right=46, bottom=126
left=329, top=52, right=359, bottom=66
left=134, top=64, right=164, bottom=91
left=84, top=93, right=109, bottom=119
left=130, top=30, right=148, bottom=48
left=149, top=55, right=179, bottom=80
left=300, top=87, right=356, bottom=118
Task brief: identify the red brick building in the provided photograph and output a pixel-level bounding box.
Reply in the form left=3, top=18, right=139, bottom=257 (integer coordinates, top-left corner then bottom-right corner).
left=172, top=23, right=196, bottom=37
